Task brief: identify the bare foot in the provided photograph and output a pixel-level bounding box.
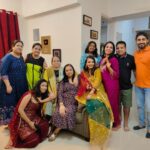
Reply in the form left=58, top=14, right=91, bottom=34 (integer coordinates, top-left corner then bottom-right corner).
left=4, top=144, right=13, bottom=149
left=4, top=125, right=9, bottom=130
left=124, top=126, right=130, bottom=132
left=5, top=139, right=13, bottom=149
left=112, top=125, right=121, bottom=131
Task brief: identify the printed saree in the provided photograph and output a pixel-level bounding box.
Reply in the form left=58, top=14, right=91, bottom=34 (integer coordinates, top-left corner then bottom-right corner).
left=76, top=68, right=113, bottom=145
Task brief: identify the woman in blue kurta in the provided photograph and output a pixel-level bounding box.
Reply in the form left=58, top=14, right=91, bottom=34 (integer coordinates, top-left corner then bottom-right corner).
left=80, top=41, right=101, bottom=70
left=0, top=40, right=28, bottom=125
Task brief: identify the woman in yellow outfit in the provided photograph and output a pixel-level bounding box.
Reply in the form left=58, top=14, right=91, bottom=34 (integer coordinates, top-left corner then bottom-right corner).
left=43, top=56, right=63, bottom=119
left=76, top=55, right=113, bottom=147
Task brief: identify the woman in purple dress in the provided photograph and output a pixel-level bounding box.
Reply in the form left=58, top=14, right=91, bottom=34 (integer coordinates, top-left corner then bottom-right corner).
left=100, top=41, right=120, bottom=130
left=49, top=64, right=78, bottom=141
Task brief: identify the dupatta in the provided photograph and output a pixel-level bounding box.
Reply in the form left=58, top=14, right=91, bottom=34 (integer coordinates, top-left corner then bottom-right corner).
left=77, top=71, right=92, bottom=97
left=76, top=70, right=113, bottom=145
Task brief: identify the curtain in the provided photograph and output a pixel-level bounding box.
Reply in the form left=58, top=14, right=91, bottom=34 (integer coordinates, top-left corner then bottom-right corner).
left=0, top=9, right=20, bottom=59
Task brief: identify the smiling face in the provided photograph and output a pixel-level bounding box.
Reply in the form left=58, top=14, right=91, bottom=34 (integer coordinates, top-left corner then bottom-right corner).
left=40, top=81, right=48, bottom=93
left=32, top=45, right=41, bottom=57
left=12, top=42, right=23, bottom=55
left=88, top=42, right=96, bottom=53
left=116, top=44, right=126, bottom=56
left=136, top=35, right=149, bottom=50
left=51, top=56, right=61, bottom=69
left=86, top=57, right=95, bottom=70
left=65, top=65, right=74, bottom=78
left=104, top=43, right=114, bottom=56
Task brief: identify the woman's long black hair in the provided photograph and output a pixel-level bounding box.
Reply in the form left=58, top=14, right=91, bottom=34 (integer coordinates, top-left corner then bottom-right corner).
left=85, top=41, right=98, bottom=57
left=83, top=55, right=97, bottom=75
left=102, top=41, right=115, bottom=59
left=62, top=64, right=76, bottom=82
left=32, top=79, right=49, bottom=100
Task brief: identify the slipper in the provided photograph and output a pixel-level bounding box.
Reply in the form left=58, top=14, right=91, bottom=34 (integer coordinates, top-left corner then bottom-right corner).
left=48, top=133, right=56, bottom=141
left=146, top=132, right=150, bottom=138
left=133, top=125, right=145, bottom=130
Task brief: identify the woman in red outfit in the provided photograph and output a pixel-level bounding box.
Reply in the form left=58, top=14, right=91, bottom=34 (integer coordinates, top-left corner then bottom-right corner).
left=5, top=79, right=55, bottom=149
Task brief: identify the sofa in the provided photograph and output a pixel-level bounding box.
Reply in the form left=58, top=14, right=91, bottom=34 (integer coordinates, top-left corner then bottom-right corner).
left=70, top=107, right=90, bottom=141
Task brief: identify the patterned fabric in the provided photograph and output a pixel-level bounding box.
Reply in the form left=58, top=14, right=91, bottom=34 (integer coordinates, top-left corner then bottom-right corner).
left=9, top=91, right=49, bottom=148
left=43, top=67, right=63, bottom=116
left=52, top=81, right=77, bottom=130
left=87, top=99, right=112, bottom=145
left=100, top=57, right=120, bottom=127
left=77, top=72, right=92, bottom=97
left=0, top=54, right=28, bottom=125
left=76, top=68, right=113, bottom=145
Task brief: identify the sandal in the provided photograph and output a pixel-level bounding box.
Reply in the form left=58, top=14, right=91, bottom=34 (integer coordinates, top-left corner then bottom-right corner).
left=48, top=133, right=56, bottom=141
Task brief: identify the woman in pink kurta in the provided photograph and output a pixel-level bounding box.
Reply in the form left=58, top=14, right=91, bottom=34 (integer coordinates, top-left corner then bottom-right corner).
left=100, top=41, right=120, bottom=129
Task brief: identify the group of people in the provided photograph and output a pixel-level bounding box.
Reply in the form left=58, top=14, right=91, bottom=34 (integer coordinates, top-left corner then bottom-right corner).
left=0, top=31, right=150, bottom=149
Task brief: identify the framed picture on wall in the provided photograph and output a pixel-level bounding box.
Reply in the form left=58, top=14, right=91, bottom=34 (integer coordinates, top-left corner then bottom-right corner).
left=90, top=30, right=98, bottom=39
left=83, top=15, right=92, bottom=26
left=41, top=36, right=51, bottom=54
left=53, top=49, right=61, bottom=62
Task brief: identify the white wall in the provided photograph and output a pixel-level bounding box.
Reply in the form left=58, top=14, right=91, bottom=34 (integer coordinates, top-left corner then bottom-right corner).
left=79, top=0, right=108, bottom=53
left=107, top=0, right=150, bottom=18
left=21, top=0, right=150, bottom=19
left=0, top=0, right=21, bottom=13
left=101, top=26, right=107, bottom=44
left=133, top=17, right=149, bottom=31
left=21, top=0, right=79, bottom=17
left=107, top=17, right=149, bottom=54
left=23, top=5, right=82, bottom=72
left=107, top=20, right=135, bottom=54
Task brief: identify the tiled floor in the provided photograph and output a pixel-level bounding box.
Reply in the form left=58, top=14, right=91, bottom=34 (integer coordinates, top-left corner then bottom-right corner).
left=0, top=91, right=150, bottom=150
left=0, top=121, right=150, bottom=150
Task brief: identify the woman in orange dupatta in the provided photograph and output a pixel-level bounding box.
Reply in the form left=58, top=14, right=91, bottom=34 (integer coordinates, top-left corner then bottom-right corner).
left=76, top=55, right=113, bottom=147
